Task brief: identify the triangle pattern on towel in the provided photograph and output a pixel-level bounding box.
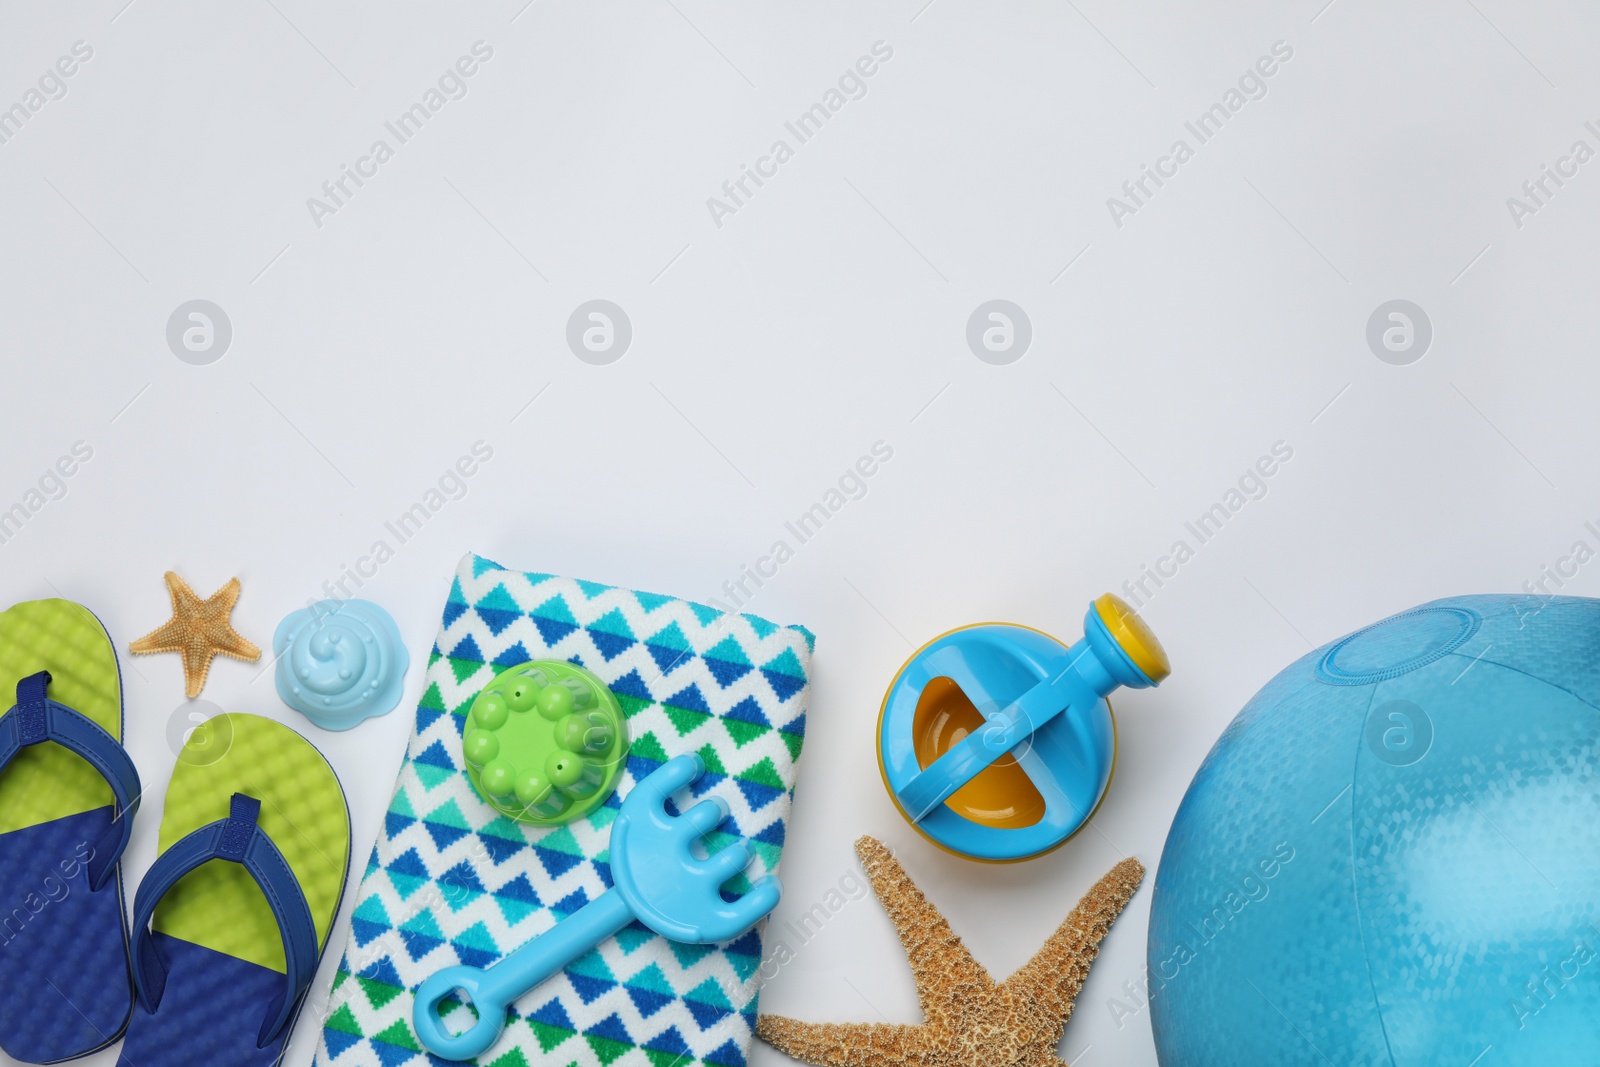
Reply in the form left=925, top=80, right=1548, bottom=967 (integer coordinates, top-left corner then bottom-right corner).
left=314, top=553, right=812, bottom=1067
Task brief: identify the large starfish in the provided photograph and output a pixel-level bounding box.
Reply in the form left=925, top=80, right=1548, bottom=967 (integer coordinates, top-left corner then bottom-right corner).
left=757, top=837, right=1143, bottom=1067
left=130, top=571, right=261, bottom=698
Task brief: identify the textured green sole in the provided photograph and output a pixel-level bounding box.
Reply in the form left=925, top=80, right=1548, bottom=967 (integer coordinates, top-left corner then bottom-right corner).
left=0, top=599, right=120, bottom=835
left=155, top=713, right=350, bottom=973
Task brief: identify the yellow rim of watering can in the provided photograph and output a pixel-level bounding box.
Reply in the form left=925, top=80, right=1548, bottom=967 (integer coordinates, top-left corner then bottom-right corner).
left=875, top=620, right=1119, bottom=865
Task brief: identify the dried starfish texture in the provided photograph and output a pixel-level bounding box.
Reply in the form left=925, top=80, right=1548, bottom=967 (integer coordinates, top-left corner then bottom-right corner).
left=129, top=571, right=261, bottom=698
left=757, top=836, right=1144, bottom=1067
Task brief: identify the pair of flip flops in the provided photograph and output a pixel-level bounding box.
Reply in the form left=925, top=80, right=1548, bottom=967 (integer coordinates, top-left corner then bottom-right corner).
left=0, top=599, right=352, bottom=1065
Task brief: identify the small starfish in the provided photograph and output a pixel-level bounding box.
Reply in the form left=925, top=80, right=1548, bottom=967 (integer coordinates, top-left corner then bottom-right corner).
left=130, top=571, right=261, bottom=698
left=757, top=837, right=1143, bottom=1067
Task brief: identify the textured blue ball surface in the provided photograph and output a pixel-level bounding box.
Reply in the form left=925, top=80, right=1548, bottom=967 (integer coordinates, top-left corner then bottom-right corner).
left=1150, top=595, right=1600, bottom=1066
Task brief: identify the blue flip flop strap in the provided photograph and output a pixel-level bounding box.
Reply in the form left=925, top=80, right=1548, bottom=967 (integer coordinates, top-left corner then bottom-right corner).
left=0, top=671, right=141, bottom=891
left=130, top=793, right=320, bottom=1048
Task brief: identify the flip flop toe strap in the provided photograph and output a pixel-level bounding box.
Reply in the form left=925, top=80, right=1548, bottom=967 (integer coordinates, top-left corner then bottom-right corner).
left=131, top=793, right=320, bottom=1048
left=0, top=670, right=141, bottom=890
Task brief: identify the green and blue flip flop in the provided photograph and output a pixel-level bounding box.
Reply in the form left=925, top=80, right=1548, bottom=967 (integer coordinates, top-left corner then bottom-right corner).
left=120, top=712, right=350, bottom=1067
left=0, top=599, right=142, bottom=1064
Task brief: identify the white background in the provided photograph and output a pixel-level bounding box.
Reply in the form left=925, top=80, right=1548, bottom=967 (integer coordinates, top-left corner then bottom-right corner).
left=2, top=2, right=1598, bottom=1064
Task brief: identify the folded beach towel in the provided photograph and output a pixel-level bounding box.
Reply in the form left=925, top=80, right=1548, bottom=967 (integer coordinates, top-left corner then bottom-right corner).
left=315, top=553, right=812, bottom=1067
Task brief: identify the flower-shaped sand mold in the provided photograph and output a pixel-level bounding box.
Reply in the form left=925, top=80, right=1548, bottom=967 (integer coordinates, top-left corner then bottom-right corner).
left=274, top=600, right=410, bottom=731
left=463, top=660, right=628, bottom=826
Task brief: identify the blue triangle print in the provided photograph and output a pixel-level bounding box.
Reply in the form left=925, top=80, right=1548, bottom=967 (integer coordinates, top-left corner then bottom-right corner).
left=448, top=634, right=484, bottom=664
left=367, top=1035, right=419, bottom=1067
left=588, top=628, right=635, bottom=662
left=685, top=997, right=733, bottom=1029
left=321, top=1027, right=361, bottom=1059
left=350, top=915, right=389, bottom=948
left=625, top=985, right=673, bottom=1018
left=423, top=818, right=469, bottom=851
left=384, top=809, right=417, bottom=839
left=387, top=848, right=430, bottom=881
left=760, top=648, right=806, bottom=700
left=609, top=668, right=653, bottom=702
left=567, top=971, right=616, bottom=1004
left=724, top=696, right=770, bottom=727
left=574, top=578, right=612, bottom=599
left=554, top=888, right=590, bottom=915
left=644, top=620, right=693, bottom=674
left=367, top=955, right=405, bottom=989
left=416, top=706, right=444, bottom=734
left=494, top=872, right=541, bottom=905
left=664, top=683, right=711, bottom=714
left=735, top=777, right=784, bottom=811
left=754, top=819, right=786, bottom=847
left=704, top=1037, right=748, bottom=1067
left=585, top=1012, right=633, bottom=1043
left=442, top=600, right=468, bottom=630
left=529, top=997, right=574, bottom=1031
left=471, top=555, right=505, bottom=577
left=534, top=844, right=583, bottom=880
left=474, top=583, right=521, bottom=635
left=532, top=595, right=579, bottom=647
left=704, top=654, right=753, bottom=688
left=398, top=927, right=444, bottom=962
left=645, top=1026, right=691, bottom=1058
left=492, top=641, right=531, bottom=668
left=414, top=740, right=457, bottom=773
left=477, top=832, right=523, bottom=866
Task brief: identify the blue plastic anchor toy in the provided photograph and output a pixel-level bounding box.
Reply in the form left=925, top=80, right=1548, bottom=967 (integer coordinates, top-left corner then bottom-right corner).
left=413, top=754, right=782, bottom=1060
left=878, top=594, right=1170, bottom=862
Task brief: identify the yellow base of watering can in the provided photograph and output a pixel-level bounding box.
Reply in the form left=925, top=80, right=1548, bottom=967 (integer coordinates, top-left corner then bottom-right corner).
left=876, top=595, right=1169, bottom=862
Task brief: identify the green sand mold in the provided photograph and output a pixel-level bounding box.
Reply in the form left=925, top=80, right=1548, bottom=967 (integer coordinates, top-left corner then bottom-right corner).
left=463, top=660, right=628, bottom=826
left=155, top=713, right=350, bottom=973
left=0, top=599, right=120, bottom=834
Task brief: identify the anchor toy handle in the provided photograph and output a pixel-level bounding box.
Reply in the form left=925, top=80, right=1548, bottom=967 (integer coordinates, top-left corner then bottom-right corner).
left=413, top=887, right=635, bottom=1060
left=895, top=594, right=1170, bottom=824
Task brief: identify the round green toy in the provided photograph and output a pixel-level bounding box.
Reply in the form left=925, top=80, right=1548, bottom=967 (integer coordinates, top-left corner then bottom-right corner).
left=462, top=661, right=628, bottom=825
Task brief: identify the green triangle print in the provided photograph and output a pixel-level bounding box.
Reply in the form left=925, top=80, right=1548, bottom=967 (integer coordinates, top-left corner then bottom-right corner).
left=736, top=756, right=785, bottom=789
left=585, top=1033, right=633, bottom=1066
left=357, top=974, right=404, bottom=1011
left=697, top=744, right=727, bottom=777
left=722, top=717, right=771, bottom=748
left=324, top=1003, right=362, bottom=1037
left=529, top=1020, right=573, bottom=1054
left=665, top=704, right=712, bottom=736
left=630, top=731, right=669, bottom=763
left=487, top=1048, right=532, bottom=1067
left=418, top=681, right=446, bottom=713
left=449, top=656, right=485, bottom=685
left=372, top=1019, right=421, bottom=1053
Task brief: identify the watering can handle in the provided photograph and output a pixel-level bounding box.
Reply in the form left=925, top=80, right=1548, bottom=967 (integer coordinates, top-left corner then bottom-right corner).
left=895, top=672, right=1079, bottom=822
left=413, top=887, right=636, bottom=1060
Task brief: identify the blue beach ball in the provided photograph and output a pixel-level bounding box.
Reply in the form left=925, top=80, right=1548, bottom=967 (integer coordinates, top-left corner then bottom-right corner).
left=1149, top=594, right=1600, bottom=1066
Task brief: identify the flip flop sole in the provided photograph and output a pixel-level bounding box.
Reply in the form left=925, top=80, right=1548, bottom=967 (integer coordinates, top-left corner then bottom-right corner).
left=120, top=713, right=350, bottom=1067
left=0, top=599, right=131, bottom=1063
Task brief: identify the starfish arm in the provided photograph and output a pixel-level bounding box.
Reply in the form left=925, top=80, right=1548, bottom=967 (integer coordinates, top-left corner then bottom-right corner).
left=208, top=629, right=262, bottom=661
left=856, top=836, right=994, bottom=1020
left=756, top=1016, right=927, bottom=1066
left=180, top=646, right=214, bottom=700
left=998, top=857, right=1144, bottom=1028
left=129, top=621, right=188, bottom=654
left=208, top=576, right=242, bottom=611
left=163, top=571, right=199, bottom=610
